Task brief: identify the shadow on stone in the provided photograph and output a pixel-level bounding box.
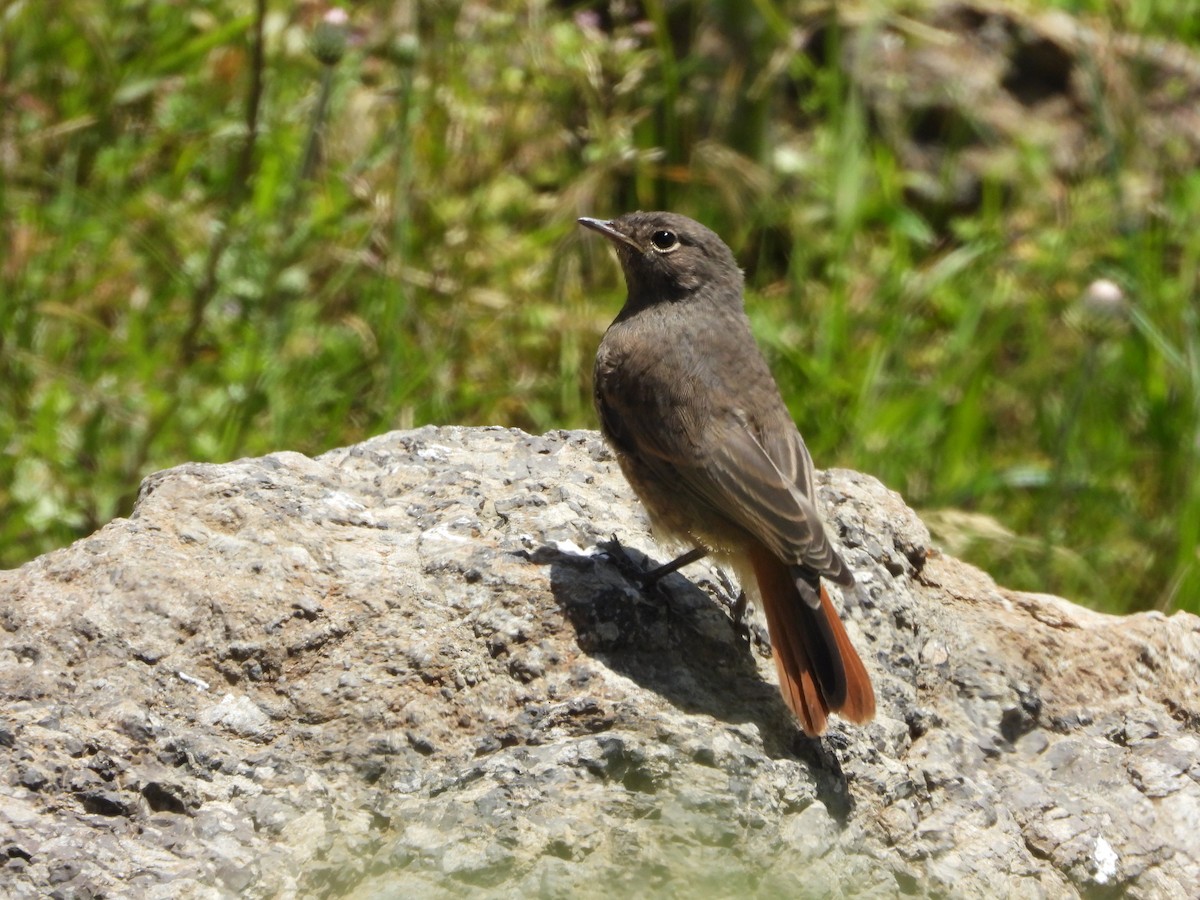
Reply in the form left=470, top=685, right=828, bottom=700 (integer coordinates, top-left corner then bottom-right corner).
left=537, top=540, right=853, bottom=811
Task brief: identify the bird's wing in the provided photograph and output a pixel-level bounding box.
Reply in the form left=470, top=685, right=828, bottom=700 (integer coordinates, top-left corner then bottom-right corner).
left=757, top=410, right=819, bottom=503
left=681, top=415, right=853, bottom=586
left=603, top=394, right=850, bottom=586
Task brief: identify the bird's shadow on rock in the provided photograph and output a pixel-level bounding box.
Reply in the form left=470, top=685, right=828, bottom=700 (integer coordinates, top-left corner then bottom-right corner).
left=534, top=540, right=852, bottom=820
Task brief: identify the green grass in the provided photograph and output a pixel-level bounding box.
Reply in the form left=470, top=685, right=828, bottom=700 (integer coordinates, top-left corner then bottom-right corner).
left=3, top=1, right=1199, bottom=615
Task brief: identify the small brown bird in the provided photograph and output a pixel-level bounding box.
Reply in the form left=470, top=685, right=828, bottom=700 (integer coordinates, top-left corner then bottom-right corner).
left=579, top=211, right=875, bottom=736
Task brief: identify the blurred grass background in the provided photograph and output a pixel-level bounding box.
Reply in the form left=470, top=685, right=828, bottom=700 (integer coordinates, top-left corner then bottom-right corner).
left=2, top=0, right=1198, bottom=615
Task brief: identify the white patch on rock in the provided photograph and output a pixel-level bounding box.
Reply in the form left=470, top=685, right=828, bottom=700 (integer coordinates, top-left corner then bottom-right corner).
left=1093, top=835, right=1118, bottom=884
left=200, top=694, right=272, bottom=738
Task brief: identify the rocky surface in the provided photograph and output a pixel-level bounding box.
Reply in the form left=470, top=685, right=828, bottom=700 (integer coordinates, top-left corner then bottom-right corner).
left=1, top=425, right=1198, bottom=899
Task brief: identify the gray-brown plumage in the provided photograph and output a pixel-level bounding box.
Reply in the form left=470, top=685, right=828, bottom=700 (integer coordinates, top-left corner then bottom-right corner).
left=579, top=211, right=875, bottom=736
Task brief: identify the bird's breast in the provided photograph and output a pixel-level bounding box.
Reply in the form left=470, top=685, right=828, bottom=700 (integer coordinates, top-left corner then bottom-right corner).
left=596, top=318, right=709, bottom=426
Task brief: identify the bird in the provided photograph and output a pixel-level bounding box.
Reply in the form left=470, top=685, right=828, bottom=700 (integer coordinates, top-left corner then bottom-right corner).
left=578, top=210, right=876, bottom=736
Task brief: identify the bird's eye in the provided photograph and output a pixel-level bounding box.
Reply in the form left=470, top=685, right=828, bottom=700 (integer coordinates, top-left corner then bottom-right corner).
left=650, top=230, right=679, bottom=252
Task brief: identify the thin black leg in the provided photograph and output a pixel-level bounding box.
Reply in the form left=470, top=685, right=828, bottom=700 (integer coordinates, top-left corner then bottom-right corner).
left=640, top=546, right=708, bottom=586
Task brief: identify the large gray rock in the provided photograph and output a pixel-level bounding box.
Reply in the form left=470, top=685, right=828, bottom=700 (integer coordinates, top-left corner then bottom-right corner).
left=1, top=426, right=1197, bottom=898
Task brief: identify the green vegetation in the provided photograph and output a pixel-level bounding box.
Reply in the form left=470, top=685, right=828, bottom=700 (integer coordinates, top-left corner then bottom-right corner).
left=3, top=1, right=1198, bottom=615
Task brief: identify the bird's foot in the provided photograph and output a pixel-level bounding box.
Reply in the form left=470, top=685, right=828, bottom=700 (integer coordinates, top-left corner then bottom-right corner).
left=729, top=589, right=752, bottom=642
left=600, top=534, right=651, bottom=586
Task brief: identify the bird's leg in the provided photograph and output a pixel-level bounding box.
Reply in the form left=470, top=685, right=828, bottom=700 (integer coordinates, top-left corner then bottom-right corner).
left=639, top=546, right=708, bottom=586
left=711, top=567, right=751, bottom=641
left=731, top=589, right=749, bottom=626
left=605, top=538, right=755, bottom=643
left=602, top=537, right=707, bottom=590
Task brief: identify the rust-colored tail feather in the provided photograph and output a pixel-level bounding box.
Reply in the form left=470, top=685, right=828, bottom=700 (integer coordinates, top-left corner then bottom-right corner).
left=748, top=544, right=876, bottom=736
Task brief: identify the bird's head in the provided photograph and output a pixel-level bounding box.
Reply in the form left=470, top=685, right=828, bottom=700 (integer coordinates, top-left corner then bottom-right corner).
left=578, top=211, right=743, bottom=307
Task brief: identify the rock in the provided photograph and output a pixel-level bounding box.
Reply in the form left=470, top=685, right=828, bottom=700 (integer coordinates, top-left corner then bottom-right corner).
left=0, top=425, right=1197, bottom=898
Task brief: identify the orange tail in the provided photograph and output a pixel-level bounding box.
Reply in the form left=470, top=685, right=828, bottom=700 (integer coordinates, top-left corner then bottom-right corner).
left=748, top=544, right=876, bottom=736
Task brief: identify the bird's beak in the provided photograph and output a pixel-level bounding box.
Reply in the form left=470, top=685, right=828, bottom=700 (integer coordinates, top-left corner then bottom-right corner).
left=578, top=217, right=639, bottom=251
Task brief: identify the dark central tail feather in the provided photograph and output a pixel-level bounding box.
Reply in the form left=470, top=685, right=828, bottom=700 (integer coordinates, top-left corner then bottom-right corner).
left=748, top=543, right=876, bottom=736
